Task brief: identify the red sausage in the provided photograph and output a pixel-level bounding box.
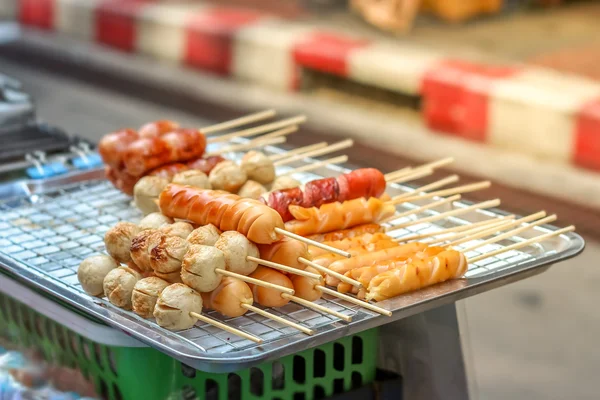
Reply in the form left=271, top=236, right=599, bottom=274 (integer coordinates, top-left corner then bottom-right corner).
left=98, top=129, right=139, bottom=168
left=138, top=120, right=180, bottom=138
left=123, top=128, right=206, bottom=176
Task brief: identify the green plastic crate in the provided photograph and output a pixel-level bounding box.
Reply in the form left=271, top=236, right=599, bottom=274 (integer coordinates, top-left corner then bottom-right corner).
left=0, top=291, right=378, bottom=400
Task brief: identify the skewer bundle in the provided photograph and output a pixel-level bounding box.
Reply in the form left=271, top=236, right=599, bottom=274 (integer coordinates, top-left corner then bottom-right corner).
left=83, top=111, right=578, bottom=344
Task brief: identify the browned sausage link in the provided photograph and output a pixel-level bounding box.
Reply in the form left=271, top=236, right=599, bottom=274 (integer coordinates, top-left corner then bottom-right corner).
left=159, top=185, right=285, bottom=244
left=98, top=129, right=139, bottom=168
left=123, top=129, right=207, bottom=176
left=105, top=166, right=137, bottom=195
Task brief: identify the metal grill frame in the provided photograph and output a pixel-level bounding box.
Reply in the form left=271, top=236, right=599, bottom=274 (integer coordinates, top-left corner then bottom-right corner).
left=0, top=145, right=585, bottom=372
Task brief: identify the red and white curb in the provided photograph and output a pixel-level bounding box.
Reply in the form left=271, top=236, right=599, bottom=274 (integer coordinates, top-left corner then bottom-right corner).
left=4, top=0, right=600, bottom=172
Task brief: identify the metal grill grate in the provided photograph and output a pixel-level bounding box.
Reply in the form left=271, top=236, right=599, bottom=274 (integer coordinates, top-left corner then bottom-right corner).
left=0, top=176, right=555, bottom=355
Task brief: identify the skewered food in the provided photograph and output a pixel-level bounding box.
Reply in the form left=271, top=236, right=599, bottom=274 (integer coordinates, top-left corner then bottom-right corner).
left=153, top=283, right=203, bottom=330
left=138, top=120, right=179, bottom=138
left=77, top=255, right=118, bottom=296
left=326, top=242, right=428, bottom=286
left=180, top=245, right=226, bottom=292
left=148, top=233, right=189, bottom=274
left=270, top=176, right=301, bottom=192
left=367, top=250, right=467, bottom=301
left=187, top=155, right=227, bottom=175
left=285, top=197, right=396, bottom=236
left=159, top=222, right=194, bottom=239
left=187, top=224, right=222, bottom=246
left=104, top=222, right=141, bottom=263
left=248, top=266, right=294, bottom=308
left=123, top=128, right=207, bottom=176
left=148, top=163, right=189, bottom=180
left=139, top=212, right=174, bottom=230
left=130, top=230, right=160, bottom=272
left=154, top=270, right=183, bottom=284
left=337, top=246, right=447, bottom=297
left=172, top=170, right=211, bottom=189
left=289, top=266, right=322, bottom=301
left=98, top=129, right=138, bottom=168
left=214, top=231, right=260, bottom=275
left=257, top=237, right=308, bottom=272
left=132, top=277, right=170, bottom=318
left=306, top=224, right=384, bottom=242
left=159, top=185, right=285, bottom=244
left=201, top=277, right=254, bottom=318
left=208, top=160, right=247, bottom=192
left=308, top=232, right=391, bottom=257
left=311, top=239, right=398, bottom=269
left=240, top=151, right=275, bottom=184
left=134, top=176, right=170, bottom=215
left=105, top=165, right=138, bottom=195
left=237, top=180, right=267, bottom=199
left=262, top=168, right=387, bottom=220
left=103, top=266, right=142, bottom=309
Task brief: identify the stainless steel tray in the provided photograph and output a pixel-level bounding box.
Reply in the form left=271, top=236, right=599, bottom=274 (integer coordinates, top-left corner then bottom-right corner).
left=0, top=145, right=585, bottom=372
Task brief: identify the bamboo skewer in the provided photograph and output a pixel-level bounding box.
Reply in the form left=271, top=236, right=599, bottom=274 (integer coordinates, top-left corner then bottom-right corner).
left=390, top=175, right=460, bottom=202
left=207, top=115, right=307, bottom=144
left=459, top=214, right=558, bottom=253
left=316, top=286, right=392, bottom=317
left=201, top=109, right=276, bottom=135
left=384, top=157, right=455, bottom=181
left=426, top=217, right=517, bottom=245
left=216, top=268, right=295, bottom=295
left=443, top=211, right=547, bottom=247
left=274, top=140, right=354, bottom=166
left=241, top=304, right=314, bottom=335
left=269, top=142, right=328, bottom=162
left=207, top=136, right=287, bottom=156
left=467, top=226, right=575, bottom=264
left=257, top=125, right=299, bottom=141
left=189, top=312, right=262, bottom=343
left=298, top=257, right=362, bottom=288
left=274, top=228, right=351, bottom=258
left=246, top=256, right=322, bottom=281
left=281, top=293, right=352, bottom=322
left=386, top=168, right=434, bottom=185
left=391, top=181, right=492, bottom=205
left=395, top=215, right=514, bottom=242
left=386, top=199, right=501, bottom=232
left=381, top=195, right=462, bottom=225
left=281, top=155, right=349, bottom=176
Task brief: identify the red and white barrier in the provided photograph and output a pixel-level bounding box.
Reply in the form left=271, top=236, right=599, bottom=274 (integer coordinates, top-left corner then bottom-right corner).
left=4, top=0, right=600, bottom=173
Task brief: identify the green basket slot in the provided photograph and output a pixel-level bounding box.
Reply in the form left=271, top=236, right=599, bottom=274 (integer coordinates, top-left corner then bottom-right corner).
left=0, top=292, right=378, bottom=400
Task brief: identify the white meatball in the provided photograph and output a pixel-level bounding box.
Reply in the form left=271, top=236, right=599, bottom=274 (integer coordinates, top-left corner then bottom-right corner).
left=172, top=170, right=211, bottom=189
left=153, top=283, right=203, bottom=331
left=240, top=151, right=275, bottom=184
left=133, top=176, right=169, bottom=215
left=159, top=222, right=194, bottom=239
left=103, top=266, right=142, bottom=309
left=237, top=180, right=267, bottom=200
left=78, top=255, right=118, bottom=296
left=187, top=224, right=221, bottom=246
left=139, top=212, right=174, bottom=230
left=208, top=160, right=247, bottom=192
left=181, top=245, right=226, bottom=292
left=270, top=176, right=301, bottom=191
left=214, top=231, right=259, bottom=275
left=130, top=229, right=161, bottom=272
left=149, top=233, right=189, bottom=274
left=104, top=222, right=140, bottom=263
left=132, top=277, right=170, bottom=319
left=153, top=270, right=183, bottom=284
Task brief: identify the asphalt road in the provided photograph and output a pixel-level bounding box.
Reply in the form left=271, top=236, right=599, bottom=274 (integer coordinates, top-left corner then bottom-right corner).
left=2, top=59, right=598, bottom=400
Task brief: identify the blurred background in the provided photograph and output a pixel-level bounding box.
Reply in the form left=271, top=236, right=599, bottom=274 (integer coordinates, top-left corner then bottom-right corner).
left=1, top=0, right=599, bottom=399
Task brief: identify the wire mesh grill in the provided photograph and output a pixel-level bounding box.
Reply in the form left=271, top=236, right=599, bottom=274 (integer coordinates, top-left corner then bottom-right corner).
left=0, top=173, right=556, bottom=354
